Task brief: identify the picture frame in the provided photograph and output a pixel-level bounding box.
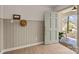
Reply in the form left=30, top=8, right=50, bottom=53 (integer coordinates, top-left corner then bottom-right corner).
left=13, top=14, right=21, bottom=20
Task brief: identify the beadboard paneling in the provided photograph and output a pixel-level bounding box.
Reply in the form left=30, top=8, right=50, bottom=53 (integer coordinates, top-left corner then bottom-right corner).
left=3, top=19, right=44, bottom=49
left=0, top=20, right=1, bottom=51
left=0, top=19, right=3, bottom=52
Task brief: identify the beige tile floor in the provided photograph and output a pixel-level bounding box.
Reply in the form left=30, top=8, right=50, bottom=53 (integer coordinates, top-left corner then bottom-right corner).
left=4, top=43, right=76, bottom=54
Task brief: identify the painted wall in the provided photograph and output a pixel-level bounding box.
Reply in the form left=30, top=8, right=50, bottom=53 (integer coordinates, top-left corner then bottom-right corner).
left=0, top=5, right=51, bottom=21
left=0, top=5, right=51, bottom=50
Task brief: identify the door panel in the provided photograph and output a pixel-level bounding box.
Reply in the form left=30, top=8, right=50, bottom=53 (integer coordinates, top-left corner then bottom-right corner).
left=45, top=12, right=51, bottom=44
left=44, top=12, right=58, bottom=44
left=51, top=12, right=58, bottom=43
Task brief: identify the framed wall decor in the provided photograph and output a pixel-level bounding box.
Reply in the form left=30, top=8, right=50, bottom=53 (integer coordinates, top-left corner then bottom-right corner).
left=20, top=20, right=27, bottom=27
left=13, top=14, right=21, bottom=20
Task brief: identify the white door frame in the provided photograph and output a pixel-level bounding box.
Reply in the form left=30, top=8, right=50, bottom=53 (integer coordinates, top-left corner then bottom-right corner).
left=57, top=6, right=78, bottom=51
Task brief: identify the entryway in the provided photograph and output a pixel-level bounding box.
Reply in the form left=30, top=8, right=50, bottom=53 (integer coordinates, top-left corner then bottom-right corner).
left=58, top=6, right=77, bottom=52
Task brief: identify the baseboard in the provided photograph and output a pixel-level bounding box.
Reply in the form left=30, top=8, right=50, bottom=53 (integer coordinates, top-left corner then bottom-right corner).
left=0, top=51, right=2, bottom=54
left=0, top=51, right=3, bottom=54
left=1, top=42, right=43, bottom=54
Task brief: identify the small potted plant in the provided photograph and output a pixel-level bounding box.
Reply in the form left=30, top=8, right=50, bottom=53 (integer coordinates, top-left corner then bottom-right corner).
left=59, top=32, right=64, bottom=39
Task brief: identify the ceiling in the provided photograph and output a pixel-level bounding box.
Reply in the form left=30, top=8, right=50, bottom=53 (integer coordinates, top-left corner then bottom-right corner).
left=43, top=5, right=72, bottom=11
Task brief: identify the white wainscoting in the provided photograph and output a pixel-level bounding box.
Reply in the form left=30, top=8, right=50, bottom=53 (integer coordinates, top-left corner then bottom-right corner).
left=0, top=19, right=4, bottom=53
left=0, top=20, right=2, bottom=52
left=0, top=19, right=44, bottom=53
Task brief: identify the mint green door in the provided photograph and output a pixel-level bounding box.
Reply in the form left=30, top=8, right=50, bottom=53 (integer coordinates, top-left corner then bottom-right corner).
left=44, top=11, right=58, bottom=44
left=51, top=12, right=58, bottom=43
left=45, top=12, right=51, bottom=44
